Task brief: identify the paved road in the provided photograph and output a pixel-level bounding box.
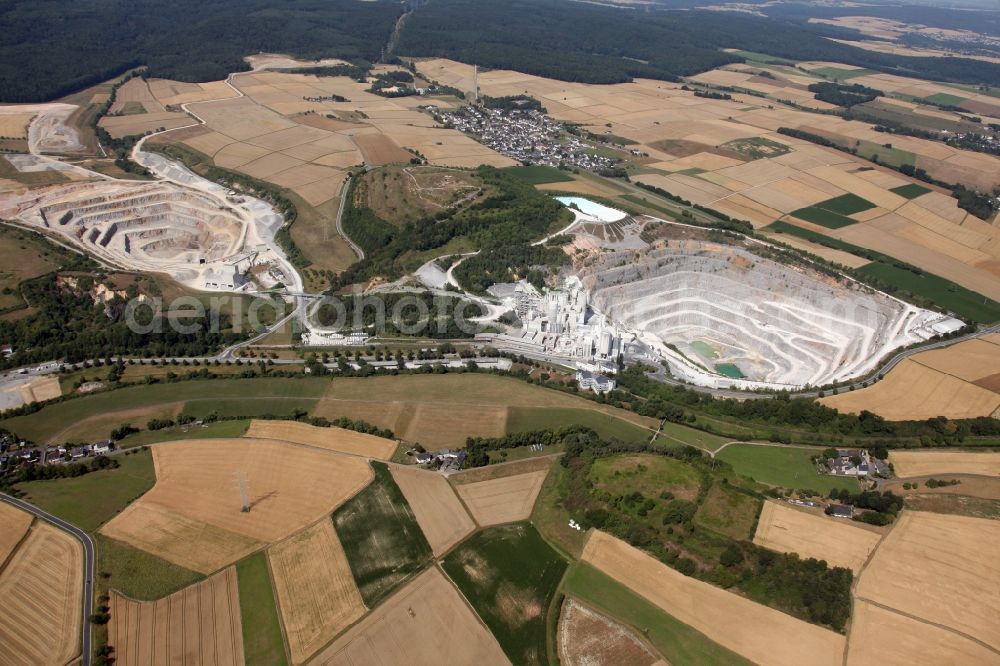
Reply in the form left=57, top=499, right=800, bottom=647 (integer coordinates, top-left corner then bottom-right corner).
left=0, top=493, right=94, bottom=666
left=334, top=174, right=365, bottom=261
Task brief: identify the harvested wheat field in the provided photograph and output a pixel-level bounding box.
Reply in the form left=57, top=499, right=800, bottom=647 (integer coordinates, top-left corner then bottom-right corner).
left=389, top=465, right=475, bottom=556
left=108, top=566, right=244, bottom=666
left=269, top=521, right=365, bottom=664
left=820, top=358, right=1000, bottom=420
left=0, top=501, right=33, bottom=565
left=354, top=134, right=413, bottom=166
left=889, top=450, right=1000, bottom=478
left=581, top=530, right=845, bottom=666
left=101, top=438, right=372, bottom=572
left=558, top=597, right=660, bottom=666
left=454, top=466, right=551, bottom=526
left=18, top=375, right=61, bottom=404
left=856, top=512, right=1000, bottom=649
left=308, top=566, right=510, bottom=666
left=753, top=501, right=882, bottom=572
left=846, top=600, right=1000, bottom=666
left=244, top=420, right=397, bottom=459
left=0, top=521, right=83, bottom=666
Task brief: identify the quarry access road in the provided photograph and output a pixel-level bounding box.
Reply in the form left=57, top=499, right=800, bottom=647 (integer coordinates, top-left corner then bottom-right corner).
left=335, top=175, right=365, bottom=261
left=0, top=493, right=94, bottom=666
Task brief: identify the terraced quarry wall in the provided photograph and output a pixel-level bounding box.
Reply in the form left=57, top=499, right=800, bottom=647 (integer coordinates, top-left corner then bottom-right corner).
left=579, top=239, right=947, bottom=388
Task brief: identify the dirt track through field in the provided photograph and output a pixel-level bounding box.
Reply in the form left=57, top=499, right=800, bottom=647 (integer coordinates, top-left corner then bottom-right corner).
left=581, top=530, right=845, bottom=666
left=0, top=521, right=83, bottom=666
left=308, top=566, right=511, bottom=666
left=268, top=521, right=365, bottom=664
left=754, top=501, right=881, bottom=572
left=390, top=465, right=475, bottom=556
left=108, top=566, right=245, bottom=666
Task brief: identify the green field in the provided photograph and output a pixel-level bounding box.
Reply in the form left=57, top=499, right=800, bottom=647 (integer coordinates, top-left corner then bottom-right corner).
left=716, top=443, right=846, bottom=494
left=0, top=377, right=330, bottom=443
left=14, top=449, right=156, bottom=532
left=507, top=407, right=652, bottom=444
left=730, top=50, right=796, bottom=66
left=117, top=419, right=250, bottom=448
left=693, top=482, right=761, bottom=540
left=789, top=206, right=858, bottom=229
left=180, top=398, right=319, bottom=420
left=442, top=523, right=567, bottom=666
left=561, top=563, right=754, bottom=666
left=889, top=183, right=932, bottom=199
left=531, top=463, right=590, bottom=558
left=924, top=92, right=968, bottom=107
left=855, top=141, right=916, bottom=168
left=810, top=66, right=875, bottom=81
left=654, top=420, right=732, bottom=452
left=857, top=261, right=1000, bottom=323
left=590, top=454, right=702, bottom=502
left=237, top=552, right=288, bottom=666
left=96, top=533, right=203, bottom=600
left=332, top=461, right=432, bottom=606
left=814, top=193, right=875, bottom=216
left=503, top=165, right=575, bottom=185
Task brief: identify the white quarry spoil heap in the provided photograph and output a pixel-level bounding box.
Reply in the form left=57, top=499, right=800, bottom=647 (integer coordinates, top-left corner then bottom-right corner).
left=579, top=239, right=961, bottom=390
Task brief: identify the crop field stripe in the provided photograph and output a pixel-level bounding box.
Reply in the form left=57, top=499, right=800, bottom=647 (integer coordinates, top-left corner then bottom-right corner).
left=856, top=262, right=1000, bottom=323
left=503, top=165, right=575, bottom=184
left=889, top=183, right=932, bottom=199
left=237, top=552, right=289, bottom=666
left=332, top=461, right=433, bottom=607
left=561, top=562, right=753, bottom=666
left=789, top=206, right=858, bottom=229
left=814, top=193, right=876, bottom=216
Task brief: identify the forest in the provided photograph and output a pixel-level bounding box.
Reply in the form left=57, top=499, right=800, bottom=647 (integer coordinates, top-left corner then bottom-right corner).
left=0, top=0, right=403, bottom=102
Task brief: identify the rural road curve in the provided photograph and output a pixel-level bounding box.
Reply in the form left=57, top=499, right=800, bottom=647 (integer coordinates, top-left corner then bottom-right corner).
left=334, top=174, right=365, bottom=261
left=0, top=492, right=94, bottom=666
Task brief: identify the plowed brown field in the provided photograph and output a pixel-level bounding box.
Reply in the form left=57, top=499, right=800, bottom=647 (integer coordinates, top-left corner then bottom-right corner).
left=558, top=597, right=659, bottom=666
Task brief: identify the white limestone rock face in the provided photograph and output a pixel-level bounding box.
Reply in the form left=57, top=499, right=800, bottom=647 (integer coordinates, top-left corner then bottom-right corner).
left=578, top=240, right=949, bottom=388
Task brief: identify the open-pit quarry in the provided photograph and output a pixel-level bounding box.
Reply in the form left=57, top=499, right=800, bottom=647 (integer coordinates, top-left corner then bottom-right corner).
left=577, top=228, right=960, bottom=390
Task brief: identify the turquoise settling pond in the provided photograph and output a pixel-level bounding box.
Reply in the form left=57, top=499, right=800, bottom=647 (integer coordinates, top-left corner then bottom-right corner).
left=714, top=363, right=744, bottom=378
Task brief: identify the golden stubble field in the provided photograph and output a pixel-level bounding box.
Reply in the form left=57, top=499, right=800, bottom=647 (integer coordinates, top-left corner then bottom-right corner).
left=108, top=566, right=244, bottom=666
left=419, top=58, right=1000, bottom=301
left=855, top=512, right=1000, bottom=649
left=753, top=501, right=883, bottom=572
left=454, top=468, right=551, bottom=526
left=0, top=519, right=83, bottom=666
left=888, top=450, right=1000, bottom=478
left=0, top=501, right=33, bottom=565
left=100, top=438, right=372, bottom=573
left=580, top=530, right=846, bottom=666
left=389, top=465, right=475, bottom=556
left=244, top=420, right=397, bottom=460
left=308, top=566, right=511, bottom=666
left=268, top=521, right=365, bottom=665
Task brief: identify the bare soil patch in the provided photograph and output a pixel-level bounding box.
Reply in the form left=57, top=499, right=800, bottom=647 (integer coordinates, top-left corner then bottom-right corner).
left=558, top=597, right=659, bottom=666
left=354, top=133, right=413, bottom=166
left=308, top=566, right=510, bottom=666
left=108, top=566, right=244, bottom=666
